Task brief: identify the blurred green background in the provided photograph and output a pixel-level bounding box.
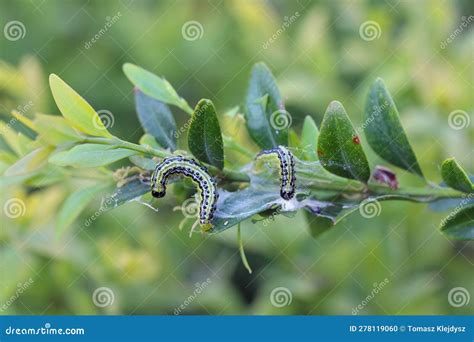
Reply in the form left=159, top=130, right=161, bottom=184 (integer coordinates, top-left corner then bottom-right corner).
left=1, top=0, right=473, bottom=315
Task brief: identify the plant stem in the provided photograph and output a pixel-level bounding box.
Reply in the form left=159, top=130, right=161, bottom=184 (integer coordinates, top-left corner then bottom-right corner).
left=81, top=136, right=251, bottom=182
left=81, top=137, right=465, bottom=203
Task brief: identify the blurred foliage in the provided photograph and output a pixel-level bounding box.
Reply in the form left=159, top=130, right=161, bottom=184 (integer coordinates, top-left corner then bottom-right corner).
left=1, top=0, right=473, bottom=315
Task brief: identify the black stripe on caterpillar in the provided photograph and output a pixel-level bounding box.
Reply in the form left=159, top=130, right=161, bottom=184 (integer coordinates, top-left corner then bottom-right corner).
left=256, top=145, right=296, bottom=200
left=150, top=156, right=218, bottom=231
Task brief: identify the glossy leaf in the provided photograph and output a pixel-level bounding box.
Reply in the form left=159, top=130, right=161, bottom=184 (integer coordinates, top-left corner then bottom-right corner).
left=317, top=101, right=370, bottom=182
left=440, top=205, right=474, bottom=240
left=300, top=115, right=319, bottom=161
left=123, top=63, right=192, bottom=114
left=49, top=74, right=113, bottom=138
left=244, top=62, right=287, bottom=149
left=441, top=158, right=473, bottom=193
left=211, top=187, right=282, bottom=233
left=187, top=99, right=224, bottom=169
left=134, top=89, right=177, bottom=150
left=364, top=78, right=423, bottom=177
left=56, top=184, right=110, bottom=237
left=49, top=144, right=136, bottom=168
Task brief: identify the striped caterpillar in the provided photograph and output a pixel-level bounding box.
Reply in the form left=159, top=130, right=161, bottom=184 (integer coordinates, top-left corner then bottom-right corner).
left=151, top=156, right=218, bottom=232
left=256, top=146, right=296, bottom=200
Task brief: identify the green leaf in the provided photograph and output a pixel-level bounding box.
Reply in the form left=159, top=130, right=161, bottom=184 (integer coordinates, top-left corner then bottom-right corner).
left=34, top=114, right=82, bottom=145
left=187, top=99, right=224, bottom=169
left=123, top=63, right=192, bottom=114
left=49, top=74, right=113, bottom=138
left=49, top=144, right=136, bottom=168
left=101, top=179, right=150, bottom=210
left=134, top=89, right=177, bottom=150
left=300, top=115, right=319, bottom=161
left=304, top=211, right=333, bottom=238
left=129, top=155, right=156, bottom=170
left=440, top=205, right=474, bottom=240
left=317, top=101, right=370, bottom=182
left=244, top=62, right=288, bottom=149
left=429, top=176, right=474, bottom=212
left=212, top=187, right=281, bottom=233
left=441, top=158, right=473, bottom=193
left=364, top=78, right=424, bottom=177
left=56, top=184, right=110, bottom=237
left=4, top=147, right=53, bottom=176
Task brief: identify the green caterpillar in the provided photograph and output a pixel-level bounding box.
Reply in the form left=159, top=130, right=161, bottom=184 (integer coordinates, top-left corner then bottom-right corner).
left=256, top=146, right=296, bottom=200
left=151, top=156, right=218, bottom=232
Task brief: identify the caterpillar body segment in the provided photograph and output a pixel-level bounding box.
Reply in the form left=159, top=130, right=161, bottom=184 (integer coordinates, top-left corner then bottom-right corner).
left=256, top=146, right=296, bottom=200
left=151, top=156, right=218, bottom=231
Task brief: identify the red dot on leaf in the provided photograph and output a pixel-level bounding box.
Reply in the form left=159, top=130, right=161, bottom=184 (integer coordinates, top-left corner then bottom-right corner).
left=317, top=149, right=324, bottom=157
left=352, top=136, right=360, bottom=144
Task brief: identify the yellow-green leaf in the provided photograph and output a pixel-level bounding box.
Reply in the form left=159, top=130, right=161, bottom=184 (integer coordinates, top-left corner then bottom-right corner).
left=49, top=144, right=136, bottom=168
left=56, top=183, right=110, bottom=238
left=34, top=113, right=82, bottom=145
left=49, top=74, right=113, bottom=138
